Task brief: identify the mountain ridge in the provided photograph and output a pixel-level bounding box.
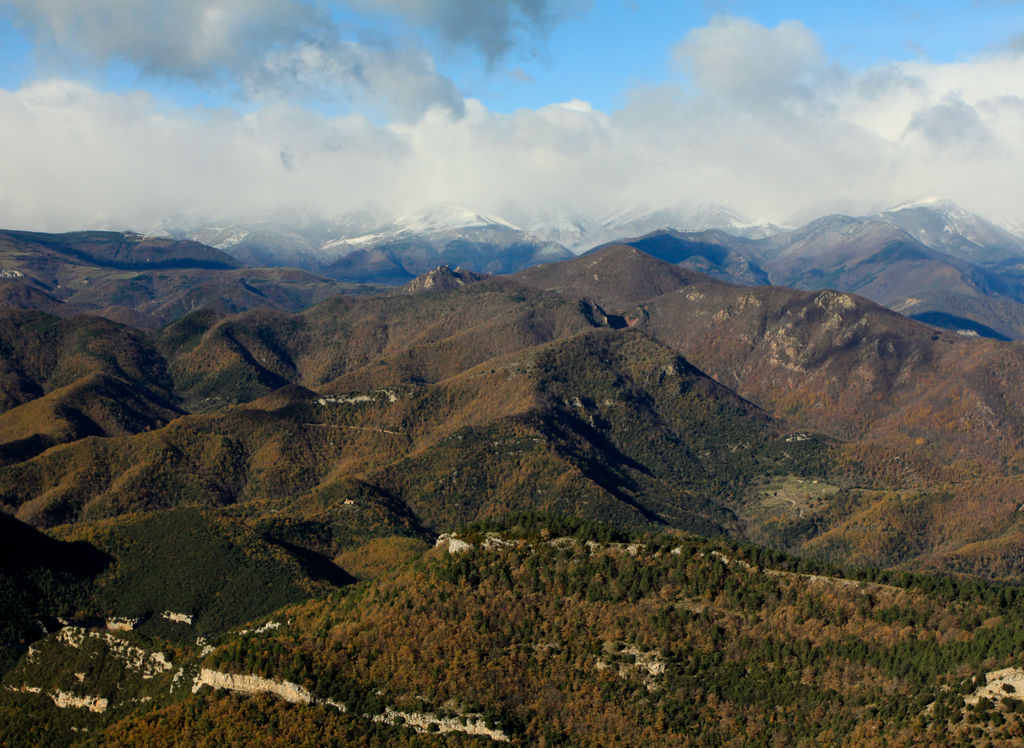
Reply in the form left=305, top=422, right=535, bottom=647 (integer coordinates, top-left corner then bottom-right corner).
left=0, top=230, right=370, bottom=327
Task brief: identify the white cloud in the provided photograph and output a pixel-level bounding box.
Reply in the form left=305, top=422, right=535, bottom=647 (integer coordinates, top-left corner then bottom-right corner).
left=674, top=16, right=827, bottom=109
left=2, top=16, right=1024, bottom=232
left=0, top=79, right=415, bottom=230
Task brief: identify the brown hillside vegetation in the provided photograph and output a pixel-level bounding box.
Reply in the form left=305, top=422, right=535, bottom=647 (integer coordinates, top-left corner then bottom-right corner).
left=0, top=309, right=175, bottom=412
left=0, top=230, right=240, bottom=269
left=0, top=373, right=183, bottom=464
left=515, top=244, right=1024, bottom=470
left=159, top=280, right=598, bottom=407
left=513, top=246, right=1024, bottom=578
left=8, top=249, right=1024, bottom=744
left=0, top=326, right=823, bottom=553
left=515, top=244, right=717, bottom=310
left=15, top=525, right=1023, bottom=747
left=5, top=247, right=1024, bottom=581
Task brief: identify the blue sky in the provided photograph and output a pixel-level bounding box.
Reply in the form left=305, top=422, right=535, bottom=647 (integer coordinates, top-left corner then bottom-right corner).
left=479, top=1, right=1024, bottom=112
left=0, top=1, right=1022, bottom=230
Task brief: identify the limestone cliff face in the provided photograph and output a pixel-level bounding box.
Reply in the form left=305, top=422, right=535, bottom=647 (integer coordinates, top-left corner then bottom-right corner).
left=5, top=685, right=109, bottom=713
left=50, top=689, right=109, bottom=713
left=192, top=667, right=511, bottom=741
left=55, top=627, right=173, bottom=679
left=374, top=707, right=510, bottom=742
left=192, top=668, right=314, bottom=705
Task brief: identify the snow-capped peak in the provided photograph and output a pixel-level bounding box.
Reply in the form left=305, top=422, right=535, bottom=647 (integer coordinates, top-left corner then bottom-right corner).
left=876, top=196, right=1024, bottom=262
left=882, top=196, right=962, bottom=215
left=394, top=204, right=520, bottom=234
left=598, top=201, right=752, bottom=232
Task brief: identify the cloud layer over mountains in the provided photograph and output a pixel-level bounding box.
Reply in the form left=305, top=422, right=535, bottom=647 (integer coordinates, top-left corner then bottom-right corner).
left=1, top=3, right=1022, bottom=231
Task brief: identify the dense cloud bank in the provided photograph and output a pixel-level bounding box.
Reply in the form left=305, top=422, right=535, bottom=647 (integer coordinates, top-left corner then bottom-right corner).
left=1, top=8, right=1022, bottom=230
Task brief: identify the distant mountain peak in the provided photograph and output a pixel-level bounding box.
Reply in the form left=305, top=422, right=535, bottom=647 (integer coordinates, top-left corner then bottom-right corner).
left=394, top=204, right=520, bottom=234
left=591, top=201, right=780, bottom=246
left=883, top=195, right=961, bottom=213
left=876, top=197, right=1024, bottom=264
left=502, top=203, right=595, bottom=251
left=599, top=201, right=750, bottom=231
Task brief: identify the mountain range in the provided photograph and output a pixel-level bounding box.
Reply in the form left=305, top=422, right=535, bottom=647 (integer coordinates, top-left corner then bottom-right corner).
left=586, top=198, right=1024, bottom=340
left=154, top=205, right=573, bottom=285
left=0, top=229, right=369, bottom=328
left=6, top=206, right=1024, bottom=743
left=3, top=241, right=1024, bottom=573
left=141, top=197, right=1024, bottom=340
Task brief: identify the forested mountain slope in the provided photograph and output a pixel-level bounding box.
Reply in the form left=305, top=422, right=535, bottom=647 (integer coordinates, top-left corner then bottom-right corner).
left=5, top=246, right=1024, bottom=743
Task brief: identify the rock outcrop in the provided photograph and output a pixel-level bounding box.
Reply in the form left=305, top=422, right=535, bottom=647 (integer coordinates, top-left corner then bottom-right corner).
left=192, top=668, right=314, bottom=705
